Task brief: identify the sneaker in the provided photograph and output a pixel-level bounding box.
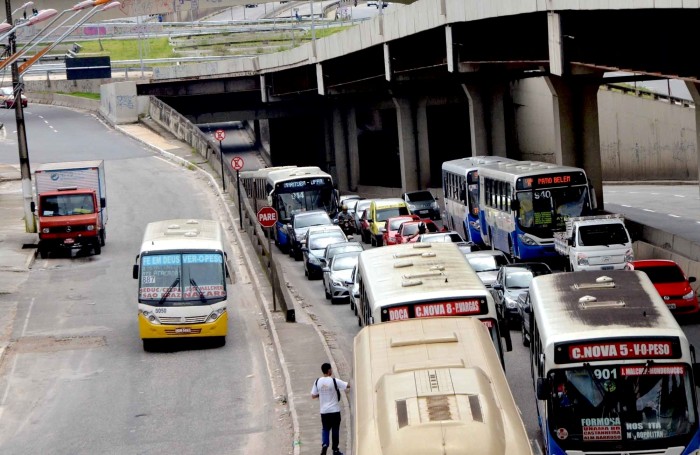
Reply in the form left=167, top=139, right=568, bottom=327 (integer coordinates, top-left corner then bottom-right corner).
left=320, top=445, right=328, bottom=455
left=333, top=451, right=343, bottom=455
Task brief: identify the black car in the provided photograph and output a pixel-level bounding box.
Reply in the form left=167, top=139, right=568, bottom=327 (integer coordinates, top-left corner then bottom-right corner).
left=516, top=290, right=531, bottom=347
left=401, top=190, right=441, bottom=221
left=285, top=210, right=332, bottom=261
left=491, top=262, right=552, bottom=328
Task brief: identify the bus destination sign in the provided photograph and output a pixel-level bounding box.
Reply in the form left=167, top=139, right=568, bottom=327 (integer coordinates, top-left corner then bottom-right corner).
left=382, top=298, right=487, bottom=322
left=517, top=172, right=587, bottom=190
left=279, top=178, right=330, bottom=190
left=554, top=337, right=682, bottom=364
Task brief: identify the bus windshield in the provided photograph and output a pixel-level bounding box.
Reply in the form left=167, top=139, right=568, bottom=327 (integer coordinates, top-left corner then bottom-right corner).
left=546, top=364, right=696, bottom=449
left=139, top=253, right=226, bottom=306
left=276, top=187, right=334, bottom=220
left=516, top=185, right=589, bottom=236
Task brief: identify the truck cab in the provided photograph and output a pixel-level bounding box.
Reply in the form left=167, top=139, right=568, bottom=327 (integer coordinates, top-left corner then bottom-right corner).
left=554, top=214, right=633, bottom=272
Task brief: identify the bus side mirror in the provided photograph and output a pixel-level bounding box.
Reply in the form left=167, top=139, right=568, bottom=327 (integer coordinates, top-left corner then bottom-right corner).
left=536, top=378, right=550, bottom=400
left=30, top=201, right=36, bottom=213
left=510, top=199, right=520, bottom=211
left=132, top=264, right=139, bottom=279
left=693, top=363, right=700, bottom=384
left=590, top=186, right=598, bottom=210
left=100, top=197, right=106, bottom=208
left=689, top=277, right=697, bottom=284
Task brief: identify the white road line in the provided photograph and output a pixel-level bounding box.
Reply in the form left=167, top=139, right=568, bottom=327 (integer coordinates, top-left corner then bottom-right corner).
left=643, top=209, right=655, bottom=212
left=673, top=194, right=685, bottom=198
left=21, top=297, right=35, bottom=337
left=621, top=204, right=632, bottom=208
left=669, top=214, right=680, bottom=218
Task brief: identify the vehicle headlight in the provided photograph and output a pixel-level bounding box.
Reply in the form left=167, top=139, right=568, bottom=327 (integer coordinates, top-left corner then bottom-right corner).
left=207, top=307, right=227, bottom=322
left=683, top=290, right=695, bottom=300
left=42, top=227, right=50, bottom=233
left=431, top=201, right=439, bottom=209
left=518, top=234, right=537, bottom=246
left=141, top=309, right=161, bottom=325
left=87, top=225, right=95, bottom=231
left=624, top=249, right=634, bottom=262
left=309, top=255, right=320, bottom=265
left=332, top=279, right=344, bottom=287
left=407, top=204, right=416, bottom=211
left=505, top=296, right=518, bottom=309
left=576, top=253, right=589, bottom=266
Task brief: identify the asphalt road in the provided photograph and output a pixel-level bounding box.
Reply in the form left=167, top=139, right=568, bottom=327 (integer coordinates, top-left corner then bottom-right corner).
left=0, top=106, right=290, bottom=454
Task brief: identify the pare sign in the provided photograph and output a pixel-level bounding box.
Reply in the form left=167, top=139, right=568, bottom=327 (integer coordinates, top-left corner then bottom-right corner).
left=257, top=207, right=278, bottom=228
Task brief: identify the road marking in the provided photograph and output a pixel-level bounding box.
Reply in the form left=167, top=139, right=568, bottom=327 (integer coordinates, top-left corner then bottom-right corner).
left=0, top=298, right=35, bottom=424
left=621, top=204, right=632, bottom=208
left=643, top=209, right=655, bottom=212
left=669, top=214, right=680, bottom=218
left=20, top=297, right=35, bottom=337
left=673, top=194, right=685, bottom=198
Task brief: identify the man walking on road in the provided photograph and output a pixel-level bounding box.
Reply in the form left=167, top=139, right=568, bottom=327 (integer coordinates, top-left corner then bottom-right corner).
left=311, top=362, right=350, bottom=455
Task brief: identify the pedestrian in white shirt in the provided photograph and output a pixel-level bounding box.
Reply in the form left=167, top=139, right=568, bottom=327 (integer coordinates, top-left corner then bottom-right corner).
left=311, top=362, right=350, bottom=455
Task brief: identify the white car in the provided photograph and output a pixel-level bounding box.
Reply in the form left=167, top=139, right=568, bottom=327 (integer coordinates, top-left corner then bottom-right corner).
left=322, top=251, right=361, bottom=304
left=346, top=264, right=361, bottom=314
left=464, top=250, right=511, bottom=289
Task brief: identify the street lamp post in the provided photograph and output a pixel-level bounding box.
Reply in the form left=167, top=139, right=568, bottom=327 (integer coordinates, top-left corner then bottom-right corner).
left=2, top=6, right=58, bottom=233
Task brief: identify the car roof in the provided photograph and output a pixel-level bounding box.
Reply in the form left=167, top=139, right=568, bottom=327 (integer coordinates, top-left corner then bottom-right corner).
left=331, top=251, right=361, bottom=261
left=465, top=250, right=508, bottom=258
left=501, top=262, right=552, bottom=272
left=307, top=225, right=344, bottom=235
left=293, top=209, right=329, bottom=218
left=325, top=241, right=363, bottom=253
left=627, top=259, right=680, bottom=268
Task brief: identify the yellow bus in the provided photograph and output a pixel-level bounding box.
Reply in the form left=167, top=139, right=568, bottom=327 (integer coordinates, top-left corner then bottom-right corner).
left=132, top=219, right=231, bottom=351
left=353, top=317, right=533, bottom=455
left=355, top=242, right=511, bottom=366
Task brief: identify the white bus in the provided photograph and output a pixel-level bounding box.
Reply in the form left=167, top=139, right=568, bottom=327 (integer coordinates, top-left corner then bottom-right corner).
left=355, top=242, right=511, bottom=366
left=353, top=317, right=533, bottom=455
left=528, top=270, right=700, bottom=455
left=132, top=219, right=231, bottom=351
left=477, top=160, right=596, bottom=260
left=441, top=155, right=515, bottom=245
left=239, top=165, right=338, bottom=251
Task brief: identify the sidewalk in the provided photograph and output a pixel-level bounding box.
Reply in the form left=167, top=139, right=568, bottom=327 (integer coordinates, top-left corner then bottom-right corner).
left=0, top=120, right=347, bottom=455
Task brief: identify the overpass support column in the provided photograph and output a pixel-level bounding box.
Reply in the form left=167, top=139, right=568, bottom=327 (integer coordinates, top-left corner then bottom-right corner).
left=393, top=97, right=419, bottom=192
left=461, top=83, right=510, bottom=157
left=346, top=106, right=361, bottom=192
left=332, top=107, right=350, bottom=192
left=546, top=75, right=603, bottom=209
left=685, top=82, right=700, bottom=196
left=416, top=98, right=431, bottom=189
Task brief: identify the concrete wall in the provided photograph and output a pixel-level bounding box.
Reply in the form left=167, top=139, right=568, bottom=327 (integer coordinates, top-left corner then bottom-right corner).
left=513, top=78, right=698, bottom=181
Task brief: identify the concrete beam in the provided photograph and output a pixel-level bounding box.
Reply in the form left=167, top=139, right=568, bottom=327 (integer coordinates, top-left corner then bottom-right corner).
left=461, top=82, right=510, bottom=157
left=392, top=97, right=419, bottom=192
left=685, top=81, right=700, bottom=198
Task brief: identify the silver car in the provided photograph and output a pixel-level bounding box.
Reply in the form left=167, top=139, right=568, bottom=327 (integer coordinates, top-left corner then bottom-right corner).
left=464, top=250, right=511, bottom=289
left=322, top=251, right=361, bottom=304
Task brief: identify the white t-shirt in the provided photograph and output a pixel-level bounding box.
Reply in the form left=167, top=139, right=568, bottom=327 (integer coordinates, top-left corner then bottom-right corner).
left=311, top=376, right=349, bottom=414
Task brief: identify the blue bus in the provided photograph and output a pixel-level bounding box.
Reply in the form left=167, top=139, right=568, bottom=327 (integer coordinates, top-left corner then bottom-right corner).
left=239, top=166, right=338, bottom=251
left=441, top=156, right=516, bottom=245
left=478, top=161, right=596, bottom=260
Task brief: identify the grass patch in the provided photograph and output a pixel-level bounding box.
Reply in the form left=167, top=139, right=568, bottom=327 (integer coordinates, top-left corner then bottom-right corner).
left=56, top=91, right=100, bottom=100
left=78, top=37, right=176, bottom=61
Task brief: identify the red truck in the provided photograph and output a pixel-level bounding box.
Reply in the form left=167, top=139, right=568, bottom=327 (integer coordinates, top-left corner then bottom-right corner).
left=32, top=160, right=107, bottom=258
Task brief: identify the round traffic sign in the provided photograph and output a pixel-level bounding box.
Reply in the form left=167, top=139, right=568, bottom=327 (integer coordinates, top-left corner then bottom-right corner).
left=214, top=129, right=226, bottom=141
left=231, top=156, right=244, bottom=171
left=257, top=206, right=278, bottom=228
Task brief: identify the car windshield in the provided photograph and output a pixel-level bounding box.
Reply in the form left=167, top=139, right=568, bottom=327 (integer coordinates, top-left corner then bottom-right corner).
left=327, top=244, right=362, bottom=261
left=546, top=365, right=696, bottom=450
left=505, top=270, right=534, bottom=289
left=376, top=206, right=410, bottom=222
left=309, top=233, right=345, bottom=250
left=295, top=213, right=331, bottom=229
left=467, top=255, right=509, bottom=272
left=405, top=191, right=433, bottom=202
left=579, top=223, right=630, bottom=246
left=41, top=194, right=95, bottom=216
left=332, top=255, right=358, bottom=271
left=636, top=265, right=686, bottom=283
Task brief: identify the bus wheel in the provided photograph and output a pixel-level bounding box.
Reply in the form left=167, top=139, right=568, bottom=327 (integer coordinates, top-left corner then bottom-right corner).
left=143, top=339, right=156, bottom=352
left=212, top=336, right=226, bottom=348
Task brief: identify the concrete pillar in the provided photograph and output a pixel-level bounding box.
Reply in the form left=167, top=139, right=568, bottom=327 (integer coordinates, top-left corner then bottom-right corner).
left=392, top=97, right=419, bottom=192
left=332, top=107, right=350, bottom=191
left=253, top=119, right=261, bottom=148
left=461, top=83, right=509, bottom=157
left=546, top=75, right=604, bottom=209
left=346, top=106, right=361, bottom=192
left=685, top=82, right=700, bottom=197
left=416, top=98, right=431, bottom=189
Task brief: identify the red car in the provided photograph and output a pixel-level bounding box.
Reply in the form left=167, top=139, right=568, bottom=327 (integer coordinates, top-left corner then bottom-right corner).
left=625, top=259, right=699, bottom=315
left=358, top=209, right=372, bottom=245
left=394, top=219, right=439, bottom=244
left=382, top=214, right=420, bottom=246
left=0, top=86, right=28, bottom=108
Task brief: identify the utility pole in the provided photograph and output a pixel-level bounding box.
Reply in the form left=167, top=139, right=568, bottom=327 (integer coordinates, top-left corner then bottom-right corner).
left=5, top=0, right=35, bottom=233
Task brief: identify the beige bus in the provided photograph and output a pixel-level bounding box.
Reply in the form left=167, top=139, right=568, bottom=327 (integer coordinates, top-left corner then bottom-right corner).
left=355, top=242, right=511, bottom=366
left=353, top=317, right=533, bottom=455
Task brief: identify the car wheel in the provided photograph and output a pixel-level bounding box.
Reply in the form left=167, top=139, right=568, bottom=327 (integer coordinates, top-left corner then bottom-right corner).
left=325, top=286, right=331, bottom=299
left=288, top=245, right=295, bottom=258
left=349, top=298, right=355, bottom=311
left=99, top=229, right=106, bottom=247
left=94, top=241, right=101, bottom=255
left=521, top=322, right=530, bottom=347
left=294, top=250, right=302, bottom=261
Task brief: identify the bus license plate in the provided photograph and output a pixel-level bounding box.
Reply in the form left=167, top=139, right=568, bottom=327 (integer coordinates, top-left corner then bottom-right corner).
left=175, top=327, right=192, bottom=334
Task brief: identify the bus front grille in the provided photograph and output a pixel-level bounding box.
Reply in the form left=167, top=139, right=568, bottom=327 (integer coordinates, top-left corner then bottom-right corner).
left=159, top=316, right=208, bottom=324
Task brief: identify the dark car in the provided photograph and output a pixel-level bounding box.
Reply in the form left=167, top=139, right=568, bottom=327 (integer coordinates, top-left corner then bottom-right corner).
left=516, top=290, right=531, bottom=346
left=301, top=225, right=347, bottom=280
left=353, top=199, right=373, bottom=235
left=491, top=262, right=552, bottom=328
left=286, top=210, right=332, bottom=261
left=320, top=241, right=364, bottom=270
left=401, top=190, right=441, bottom=221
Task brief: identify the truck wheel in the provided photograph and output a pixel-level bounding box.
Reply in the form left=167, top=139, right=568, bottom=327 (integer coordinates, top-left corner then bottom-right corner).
left=99, top=230, right=106, bottom=247
left=39, top=247, right=48, bottom=259
left=94, top=241, right=101, bottom=255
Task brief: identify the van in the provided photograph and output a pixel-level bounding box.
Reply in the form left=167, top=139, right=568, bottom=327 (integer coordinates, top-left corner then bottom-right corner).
left=366, top=198, right=409, bottom=247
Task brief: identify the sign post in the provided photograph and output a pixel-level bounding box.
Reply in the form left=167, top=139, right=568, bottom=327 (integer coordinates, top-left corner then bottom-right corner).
left=231, top=156, right=245, bottom=230
left=214, top=129, right=226, bottom=191
left=257, top=206, right=279, bottom=311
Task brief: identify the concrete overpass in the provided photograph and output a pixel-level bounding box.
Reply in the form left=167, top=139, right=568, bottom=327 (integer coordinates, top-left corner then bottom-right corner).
left=131, top=0, right=700, bottom=205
